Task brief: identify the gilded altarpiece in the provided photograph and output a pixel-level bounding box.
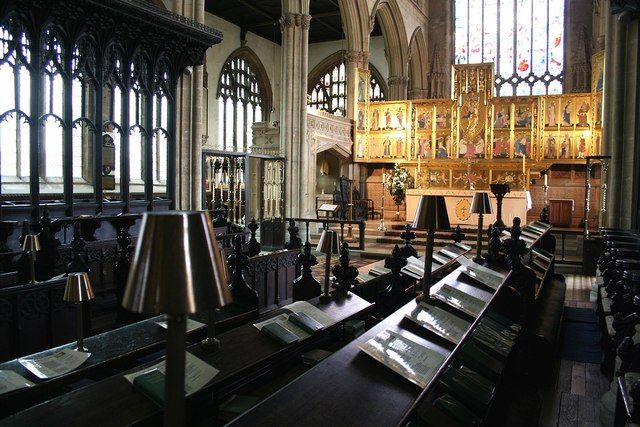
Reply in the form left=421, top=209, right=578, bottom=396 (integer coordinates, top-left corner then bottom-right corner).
left=354, top=63, right=603, bottom=192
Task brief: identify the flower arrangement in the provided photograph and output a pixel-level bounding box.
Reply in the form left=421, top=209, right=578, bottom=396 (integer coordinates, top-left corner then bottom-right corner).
left=386, top=163, right=414, bottom=206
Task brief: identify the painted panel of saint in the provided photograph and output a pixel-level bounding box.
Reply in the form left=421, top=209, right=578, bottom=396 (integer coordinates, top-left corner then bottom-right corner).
left=559, top=134, right=571, bottom=159
left=492, top=133, right=510, bottom=158
left=493, top=104, right=510, bottom=129
left=416, top=107, right=433, bottom=130
left=417, top=137, right=432, bottom=158
left=513, top=133, right=532, bottom=158
left=561, top=100, right=572, bottom=126
left=545, top=99, right=558, bottom=127
left=435, top=135, right=451, bottom=158
left=544, top=135, right=557, bottom=159
left=514, top=104, right=533, bottom=128
left=576, top=99, right=590, bottom=127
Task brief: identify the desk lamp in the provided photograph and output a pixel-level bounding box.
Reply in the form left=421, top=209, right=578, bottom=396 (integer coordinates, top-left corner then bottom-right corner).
left=64, top=272, right=94, bottom=352
left=470, top=192, right=493, bottom=263
left=317, top=229, right=340, bottom=303
left=412, top=196, right=450, bottom=302
left=122, top=212, right=232, bottom=427
left=22, top=234, right=40, bottom=285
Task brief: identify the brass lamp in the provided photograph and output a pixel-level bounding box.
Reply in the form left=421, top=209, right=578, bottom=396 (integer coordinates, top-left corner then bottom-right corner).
left=412, top=196, right=450, bottom=302
left=317, top=229, right=340, bottom=303
left=64, top=272, right=94, bottom=352
left=122, top=212, right=232, bottom=427
left=470, top=192, right=494, bottom=263
left=22, top=234, right=40, bottom=285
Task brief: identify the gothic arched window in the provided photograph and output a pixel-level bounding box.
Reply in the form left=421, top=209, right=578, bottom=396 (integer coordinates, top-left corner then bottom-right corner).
left=217, top=52, right=270, bottom=152
left=454, top=0, right=564, bottom=96
left=308, top=61, right=386, bottom=117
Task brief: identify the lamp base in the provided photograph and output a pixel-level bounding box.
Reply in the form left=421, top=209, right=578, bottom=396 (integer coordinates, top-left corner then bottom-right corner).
left=472, top=256, right=485, bottom=264
left=415, top=292, right=435, bottom=304
left=200, top=337, right=221, bottom=352
left=319, top=293, right=332, bottom=304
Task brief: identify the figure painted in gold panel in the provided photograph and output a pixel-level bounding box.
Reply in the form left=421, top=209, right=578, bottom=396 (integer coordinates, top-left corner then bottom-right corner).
left=577, top=101, right=590, bottom=127
left=545, top=136, right=557, bottom=159
left=494, top=107, right=510, bottom=128
left=370, top=136, right=382, bottom=158
left=436, top=111, right=451, bottom=129
left=383, top=136, right=392, bottom=157
left=371, top=108, right=379, bottom=130
left=396, top=108, right=405, bottom=130
left=459, top=138, right=485, bottom=159
left=357, top=109, right=365, bottom=130
left=417, top=110, right=432, bottom=130
left=493, top=135, right=509, bottom=158
left=435, top=136, right=450, bottom=158
left=562, top=101, right=572, bottom=126
left=577, top=135, right=588, bottom=159
left=514, top=134, right=531, bottom=157
left=418, top=138, right=431, bottom=158
left=546, top=101, right=557, bottom=127
left=560, top=135, right=570, bottom=159
left=514, top=106, right=532, bottom=127
left=396, top=138, right=404, bottom=157
left=356, top=136, right=365, bottom=158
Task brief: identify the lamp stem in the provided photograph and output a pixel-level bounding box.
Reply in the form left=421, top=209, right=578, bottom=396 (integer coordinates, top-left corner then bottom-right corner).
left=320, top=253, right=332, bottom=303
left=165, top=314, right=187, bottom=427
left=418, top=228, right=435, bottom=302
left=474, top=213, right=484, bottom=262
left=29, top=251, right=36, bottom=284
left=201, top=308, right=220, bottom=352
left=76, top=302, right=86, bottom=352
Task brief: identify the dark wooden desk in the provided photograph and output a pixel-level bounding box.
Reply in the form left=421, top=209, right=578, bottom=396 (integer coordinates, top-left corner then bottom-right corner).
left=549, top=199, right=573, bottom=227
left=1, top=293, right=372, bottom=426
left=229, top=264, right=509, bottom=427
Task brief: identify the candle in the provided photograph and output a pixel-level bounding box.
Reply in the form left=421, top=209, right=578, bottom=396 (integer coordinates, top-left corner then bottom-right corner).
left=544, top=173, right=548, bottom=187
left=522, top=154, right=526, bottom=174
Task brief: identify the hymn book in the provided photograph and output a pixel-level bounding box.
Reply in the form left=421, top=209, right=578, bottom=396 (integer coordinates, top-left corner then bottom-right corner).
left=125, top=352, right=219, bottom=406
left=457, top=257, right=506, bottom=290
left=0, top=370, right=34, bottom=395
left=433, top=284, right=486, bottom=317
left=405, top=302, right=471, bottom=344
left=254, top=301, right=335, bottom=345
left=18, top=348, right=91, bottom=379
left=358, top=329, right=446, bottom=388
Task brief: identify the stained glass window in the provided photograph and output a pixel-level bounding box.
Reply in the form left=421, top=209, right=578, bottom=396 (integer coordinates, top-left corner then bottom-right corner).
left=454, top=0, right=564, bottom=95
left=308, top=61, right=386, bottom=116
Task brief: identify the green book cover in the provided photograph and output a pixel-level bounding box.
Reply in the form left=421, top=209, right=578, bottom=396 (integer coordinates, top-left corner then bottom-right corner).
left=288, top=312, right=323, bottom=334
left=262, top=322, right=300, bottom=345
left=133, top=369, right=165, bottom=406
left=459, top=341, right=505, bottom=382
left=439, top=366, right=494, bottom=413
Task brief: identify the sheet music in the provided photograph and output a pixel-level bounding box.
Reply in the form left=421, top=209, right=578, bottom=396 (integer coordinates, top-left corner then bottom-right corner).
left=18, top=348, right=91, bottom=379
left=0, top=370, right=34, bottom=395
left=156, top=318, right=206, bottom=333
left=358, top=329, right=446, bottom=388
left=124, top=352, right=219, bottom=396
left=253, top=301, right=336, bottom=340
left=434, top=284, right=486, bottom=317
left=405, top=302, right=471, bottom=344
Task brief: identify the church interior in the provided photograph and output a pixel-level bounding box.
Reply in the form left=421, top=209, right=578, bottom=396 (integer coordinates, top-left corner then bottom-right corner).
left=1, top=0, right=640, bottom=425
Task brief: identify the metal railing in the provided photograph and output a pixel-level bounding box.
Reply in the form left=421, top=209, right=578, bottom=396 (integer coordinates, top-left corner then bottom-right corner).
left=287, top=218, right=366, bottom=250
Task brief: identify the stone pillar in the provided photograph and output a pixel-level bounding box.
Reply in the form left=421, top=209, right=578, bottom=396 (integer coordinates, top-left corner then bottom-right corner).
left=606, top=17, right=626, bottom=227
left=344, top=50, right=368, bottom=197
left=280, top=2, right=312, bottom=218
left=387, top=75, right=409, bottom=100
left=190, top=0, right=205, bottom=210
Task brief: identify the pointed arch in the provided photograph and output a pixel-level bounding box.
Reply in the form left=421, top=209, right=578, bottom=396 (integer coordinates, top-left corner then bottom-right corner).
left=371, top=0, right=409, bottom=100
left=408, top=27, right=428, bottom=99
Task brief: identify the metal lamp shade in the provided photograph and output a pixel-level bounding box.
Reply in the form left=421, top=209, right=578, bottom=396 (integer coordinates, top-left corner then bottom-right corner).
left=470, top=192, right=494, bottom=215
left=122, top=211, right=232, bottom=316
left=22, top=234, right=41, bottom=252
left=412, top=196, right=450, bottom=230
left=64, top=272, right=95, bottom=303
left=317, top=229, right=340, bottom=254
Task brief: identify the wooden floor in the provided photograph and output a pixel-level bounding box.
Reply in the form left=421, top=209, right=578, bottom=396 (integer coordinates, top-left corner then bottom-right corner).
left=538, top=273, right=610, bottom=427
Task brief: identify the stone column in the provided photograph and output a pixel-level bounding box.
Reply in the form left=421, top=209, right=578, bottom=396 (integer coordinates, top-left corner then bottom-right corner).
left=387, top=76, right=409, bottom=100
left=344, top=50, right=368, bottom=197
left=190, top=0, right=205, bottom=210
left=280, top=3, right=312, bottom=218
left=605, top=17, right=626, bottom=227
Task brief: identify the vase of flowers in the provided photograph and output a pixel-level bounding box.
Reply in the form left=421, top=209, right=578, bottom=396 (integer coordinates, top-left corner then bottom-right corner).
left=386, top=163, right=414, bottom=220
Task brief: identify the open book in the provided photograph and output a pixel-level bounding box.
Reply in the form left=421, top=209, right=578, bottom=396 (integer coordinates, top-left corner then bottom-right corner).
left=433, top=284, right=486, bottom=317
left=405, top=302, right=471, bottom=344
left=457, top=257, right=506, bottom=291
left=359, top=329, right=446, bottom=388
left=253, top=301, right=336, bottom=345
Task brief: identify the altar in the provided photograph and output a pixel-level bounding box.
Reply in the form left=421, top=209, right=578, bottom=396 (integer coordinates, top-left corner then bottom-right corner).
left=406, top=188, right=531, bottom=227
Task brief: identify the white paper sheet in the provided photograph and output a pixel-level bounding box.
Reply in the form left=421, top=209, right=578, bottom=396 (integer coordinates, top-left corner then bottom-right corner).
left=0, top=370, right=34, bottom=395
left=433, top=284, right=486, bottom=317
left=123, top=352, right=219, bottom=396
left=156, top=318, right=206, bottom=333
left=405, top=303, right=471, bottom=344
left=253, top=300, right=336, bottom=341
left=18, top=348, right=91, bottom=379
left=358, top=329, right=446, bottom=388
